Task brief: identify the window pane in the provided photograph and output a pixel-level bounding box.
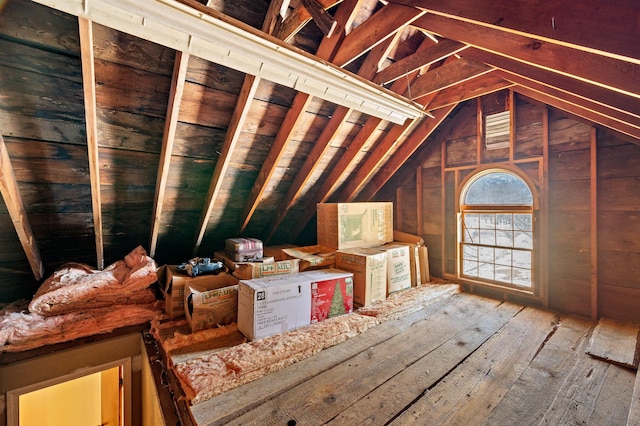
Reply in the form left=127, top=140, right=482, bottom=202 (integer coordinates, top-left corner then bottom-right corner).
left=495, top=248, right=512, bottom=267
left=480, top=230, right=496, bottom=245
left=513, top=249, right=531, bottom=268
left=512, top=268, right=531, bottom=287
left=465, top=213, right=479, bottom=228
left=479, top=214, right=495, bottom=229
left=514, top=214, right=532, bottom=231
left=479, top=262, right=494, bottom=280
left=479, top=246, right=494, bottom=262
left=496, top=230, right=514, bottom=247
left=496, top=214, right=512, bottom=230
left=464, top=259, right=478, bottom=276
left=514, top=231, right=532, bottom=249
left=464, top=228, right=480, bottom=243
left=464, top=172, right=533, bottom=205
left=495, top=265, right=512, bottom=283
left=463, top=245, right=478, bottom=260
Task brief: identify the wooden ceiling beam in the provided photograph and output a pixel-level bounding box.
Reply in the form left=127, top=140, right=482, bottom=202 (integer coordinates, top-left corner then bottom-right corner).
left=150, top=51, right=189, bottom=258
left=78, top=17, right=104, bottom=269
left=388, top=0, right=640, bottom=64
left=461, top=48, right=640, bottom=126
left=300, top=0, right=338, bottom=37
left=238, top=0, right=359, bottom=234
left=511, top=82, right=640, bottom=142
left=373, top=38, right=468, bottom=85
left=426, top=70, right=514, bottom=110
left=407, top=56, right=493, bottom=100
left=412, top=14, right=640, bottom=101
left=263, top=32, right=401, bottom=243
left=332, top=2, right=426, bottom=67
left=276, top=0, right=342, bottom=42
left=0, top=134, right=44, bottom=281
left=193, top=0, right=282, bottom=253
left=358, top=103, right=457, bottom=201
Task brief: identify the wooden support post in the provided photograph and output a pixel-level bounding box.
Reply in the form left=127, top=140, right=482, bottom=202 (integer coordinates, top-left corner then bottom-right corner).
left=509, top=89, right=515, bottom=161
left=590, top=126, right=598, bottom=320
left=476, top=97, right=483, bottom=165
left=299, top=0, right=337, bottom=37
left=416, top=165, right=423, bottom=236
left=541, top=107, right=549, bottom=308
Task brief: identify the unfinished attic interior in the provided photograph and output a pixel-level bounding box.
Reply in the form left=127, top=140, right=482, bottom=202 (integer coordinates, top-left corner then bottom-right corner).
left=1, top=0, right=640, bottom=424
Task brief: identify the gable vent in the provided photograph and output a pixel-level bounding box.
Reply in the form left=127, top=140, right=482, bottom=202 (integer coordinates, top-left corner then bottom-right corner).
left=485, top=110, right=510, bottom=150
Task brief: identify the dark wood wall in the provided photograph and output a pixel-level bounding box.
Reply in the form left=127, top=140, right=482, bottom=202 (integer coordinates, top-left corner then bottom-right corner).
left=393, top=91, right=640, bottom=323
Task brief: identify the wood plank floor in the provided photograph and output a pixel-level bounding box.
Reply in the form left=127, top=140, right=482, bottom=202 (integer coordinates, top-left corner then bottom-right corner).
left=177, top=290, right=638, bottom=426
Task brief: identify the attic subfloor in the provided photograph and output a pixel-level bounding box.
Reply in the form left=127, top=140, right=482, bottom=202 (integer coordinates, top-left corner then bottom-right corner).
left=150, top=288, right=640, bottom=425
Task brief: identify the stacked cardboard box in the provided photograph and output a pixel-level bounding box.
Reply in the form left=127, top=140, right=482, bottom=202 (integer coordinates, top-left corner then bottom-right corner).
left=237, top=269, right=353, bottom=341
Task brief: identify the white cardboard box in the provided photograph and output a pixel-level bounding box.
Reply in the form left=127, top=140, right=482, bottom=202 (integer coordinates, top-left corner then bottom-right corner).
left=334, top=247, right=387, bottom=307
left=237, top=274, right=312, bottom=341
left=317, top=202, right=393, bottom=249
left=374, top=243, right=412, bottom=295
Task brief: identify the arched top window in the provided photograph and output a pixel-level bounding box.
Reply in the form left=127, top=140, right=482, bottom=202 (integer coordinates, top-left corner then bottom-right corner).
left=463, top=171, right=533, bottom=206
left=459, top=169, right=536, bottom=291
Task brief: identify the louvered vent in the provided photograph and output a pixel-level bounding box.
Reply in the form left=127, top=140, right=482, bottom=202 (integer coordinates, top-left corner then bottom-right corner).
left=485, top=110, right=510, bottom=150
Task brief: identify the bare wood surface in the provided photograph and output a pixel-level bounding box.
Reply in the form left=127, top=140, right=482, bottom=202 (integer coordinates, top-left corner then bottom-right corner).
left=0, top=134, right=44, bottom=280
left=226, top=293, right=518, bottom=425
left=78, top=18, right=104, bottom=269
left=628, top=368, right=640, bottom=426
left=587, top=318, right=640, bottom=369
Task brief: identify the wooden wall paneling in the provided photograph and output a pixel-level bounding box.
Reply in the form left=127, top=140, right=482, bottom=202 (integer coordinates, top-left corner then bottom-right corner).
left=416, top=165, right=423, bottom=236
left=0, top=134, right=44, bottom=281
left=590, top=126, right=598, bottom=320
left=150, top=51, right=189, bottom=257
left=440, top=142, right=447, bottom=279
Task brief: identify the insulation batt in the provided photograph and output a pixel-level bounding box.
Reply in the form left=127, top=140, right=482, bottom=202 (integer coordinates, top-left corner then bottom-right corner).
left=173, top=283, right=460, bottom=404
left=29, top=245, right=157, bottom=316
left=0, top=246, right=162, bottom=353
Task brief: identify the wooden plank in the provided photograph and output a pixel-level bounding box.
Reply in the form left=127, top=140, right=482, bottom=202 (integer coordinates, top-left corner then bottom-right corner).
left=409, top=57, right=493, bottom=100
left=389, top=0, right=640, bottom=64
left=332, top=3, right=426, bottom=67
left=389, top=307, right=559, bottom=424
left=227, top=294, right=518, bottom=425
left=374, top=38, right=467, bottom=85
left=264, top=34, right=397, bottom=242
left=78, top=17, right=104, bottom=269
left=628, top=368, right=640, bottom=426
left=427, top=70, right=514, bottom=110
left=416, top=165, right=422, bottom=235
left=359, top=103, right=456, bottom=201
left=276, top=0, right=342, bottom=42
left=150, top=51, right=189, bottom=258
left=299, top=0, right=337, bottom=37
left=328, top=299, right=522, bottom=425
left=590, top=126, right=598, bottom=319
left=587, top=318, right=640, bottom=369
left=484, top=316, right=592, bottom=424
left=237, top=0, right=358, bottom=233
left=540, top=336, right=636, bottom=425
left=0, top=135, right=44, bottom=280
left=190, top=289, right=461, bottom=425
left=413, top=14, right=640, bottom=101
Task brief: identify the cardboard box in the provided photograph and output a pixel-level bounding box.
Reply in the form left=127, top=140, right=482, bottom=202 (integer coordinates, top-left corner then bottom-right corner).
left=184, top=273, right=239, bottom=332
left=317, top=202, right=393, bottom=249
left=305, top=269, right=354, bottom=323
left=158, top=265, right=234, bottom=319
left=335, top=248, right=387, bottom=307
left=281, top=245, right=336, bottom=271
left=393, top=230, right=430, bottom=284
left=374, top=243, right=412, bottom=295
left=215, top=250, right=298, bottom=280
left=237, top=274, right=312, bottom=341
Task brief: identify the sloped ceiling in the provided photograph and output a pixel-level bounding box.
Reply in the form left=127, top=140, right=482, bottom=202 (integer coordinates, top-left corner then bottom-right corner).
left=0, top=0, right=638, bottom=301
